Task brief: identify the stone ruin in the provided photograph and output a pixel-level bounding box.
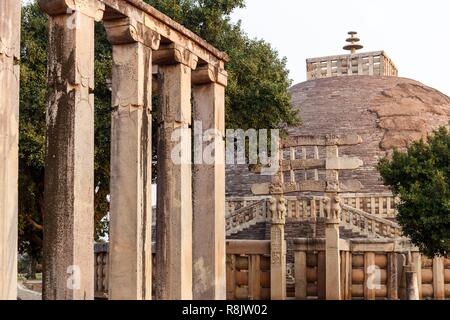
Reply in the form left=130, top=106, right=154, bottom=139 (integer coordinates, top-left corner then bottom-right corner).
left=1, top=0, right=227, bottom=300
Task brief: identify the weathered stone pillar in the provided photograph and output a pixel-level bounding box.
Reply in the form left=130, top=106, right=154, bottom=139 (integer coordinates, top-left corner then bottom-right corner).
left=104, top=18, right=160, bottom=300
left=387, top=252, right=399, bottom=300
left=0, top=0, right=21, bottom=300
left=154, top=44, right=197, bottom=300
left=433, top=256, right=445, bottom=300
left=269, top=185, right=287, bottom=300
left=324, top=196, right=341, bottom=300
left=39, top=0, right=104, bottom=300
left=324, top=140, right=341, bottom=300
left=405, top=265, right=419, bottom=300
left=191, top=63, right=227, bottom=300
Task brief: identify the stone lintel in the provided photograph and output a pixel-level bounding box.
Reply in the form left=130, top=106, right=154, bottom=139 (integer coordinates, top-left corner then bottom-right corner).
left=282, top=134, right=362, bottom=148
left=153, top=43, right=198, bottom=70
left=39, top=0, right=105, bottom=21
left=104, top=17, right=160, bottom=50
left=251, top=180, right=362, bottom=195
left=102, top=0, right=228, bottom=63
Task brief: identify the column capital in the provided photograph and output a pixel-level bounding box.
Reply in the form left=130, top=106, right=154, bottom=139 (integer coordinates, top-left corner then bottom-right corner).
left=153, top=43, right=198, bottom=70
left=324, top=196, right=341, bottom=223
left=270, top=195, right=286, bottom=225
left=39, top=0, right=105, bottom=21
left=104, top=17, right=161, bottom=50
left=192, top=63, right=228, bottom=87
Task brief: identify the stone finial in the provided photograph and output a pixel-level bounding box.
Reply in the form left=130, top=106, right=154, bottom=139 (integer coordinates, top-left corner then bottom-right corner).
left=343, top=31, right=363, bottom=54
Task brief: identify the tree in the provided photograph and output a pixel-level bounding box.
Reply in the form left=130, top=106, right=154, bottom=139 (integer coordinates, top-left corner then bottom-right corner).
left=18, top=0, right=299, bottom=271
left=378, top=125, right=450, bottom=257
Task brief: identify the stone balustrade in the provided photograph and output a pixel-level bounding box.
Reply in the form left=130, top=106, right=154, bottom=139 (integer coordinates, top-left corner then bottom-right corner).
left=226, top=240, right=271, bottom=300
left=225, top=195, right=401, bottom=239
left=340, top=204, right=403, bottom=239
left=306, top=51, right=398, bottom=80
left=294, top=238, right=450, bottom=300
left=341, top=193, right=398, bottom=219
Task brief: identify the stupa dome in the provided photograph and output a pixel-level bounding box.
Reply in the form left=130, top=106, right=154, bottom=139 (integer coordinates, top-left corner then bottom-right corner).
left=226, top=33, right=450, bottom=196
left=288, top=75, right=450, bottom=193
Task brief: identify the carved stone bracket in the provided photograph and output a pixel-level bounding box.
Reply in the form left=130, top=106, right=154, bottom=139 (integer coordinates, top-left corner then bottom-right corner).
left=153, top=43, right=198, bottom=70
left=104, top=17, right=161, bottom=50
left=39, top=0, right=105, bottom=21
left=192, top=62, right=228, bottom=87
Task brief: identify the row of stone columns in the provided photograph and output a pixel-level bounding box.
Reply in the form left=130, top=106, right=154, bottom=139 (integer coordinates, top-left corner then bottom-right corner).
left=37, top=0, right=227, bottom=300
left=0, top=0, right=21, bottom=301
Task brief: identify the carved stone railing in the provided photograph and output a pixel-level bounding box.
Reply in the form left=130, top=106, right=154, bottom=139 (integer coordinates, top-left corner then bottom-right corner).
left=226, top=199, right=269, bottom=236
left=306, top=51, right=398, bottom=80
left=340, top=204, right=403, bottom=239
left=294, top=238, right=450, bottom=300
left=226, top=195, right=402, bottom=239
left=341, top=193, right=398, bottom=219
left=226, top=196, right=270, bottom=217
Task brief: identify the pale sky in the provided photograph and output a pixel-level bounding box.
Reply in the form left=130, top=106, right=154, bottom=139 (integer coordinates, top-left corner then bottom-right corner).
left=231, top=0, right=450, bottom=96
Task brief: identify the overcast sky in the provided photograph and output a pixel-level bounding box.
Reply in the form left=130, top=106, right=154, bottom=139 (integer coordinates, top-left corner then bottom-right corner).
left=231, top=0, right=450, bottom=96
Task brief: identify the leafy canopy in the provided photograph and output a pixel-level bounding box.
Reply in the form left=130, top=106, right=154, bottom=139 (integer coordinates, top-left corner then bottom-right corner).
left=378, top=126, right=450, bottom=257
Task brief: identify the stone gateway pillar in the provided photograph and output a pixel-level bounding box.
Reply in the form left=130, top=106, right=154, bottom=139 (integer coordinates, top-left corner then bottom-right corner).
left=154, top=44, right=198, bottom=300
left=105, top=17, right=160, bottom=300
left=269, top=193, right=287, bottom=300
left=39, top=0, right=105, bottom=300
left=192, top=63, right=228, bottom=300
left=0, top=0, right=21, bottom=300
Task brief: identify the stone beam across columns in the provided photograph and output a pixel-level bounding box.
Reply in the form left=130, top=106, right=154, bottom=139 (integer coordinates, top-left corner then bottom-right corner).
left=101, top=0, right=228, bottom=67
left=154, top=44, right=198, bottom=300
left=104, top=17, right=160, bottom=300
left=39, top=0, right=105, bottom=300
left=0, top=0, right=21, bottom=300
left=191, top=64, right=227, bottom=300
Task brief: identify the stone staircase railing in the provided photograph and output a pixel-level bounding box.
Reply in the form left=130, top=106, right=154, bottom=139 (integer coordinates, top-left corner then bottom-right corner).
left=225, top=195, right=403, bottom=239
left=226, top=199, right=269, bottom=236
left=340, top=204, right=403, bottom=239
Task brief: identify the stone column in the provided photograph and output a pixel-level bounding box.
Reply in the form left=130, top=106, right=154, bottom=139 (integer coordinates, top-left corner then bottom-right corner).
left=433, top=256, right=445, bottom=300
left=104, top=18, right=160, bottom=300
left=324, top=196, right=341, bottom=300
left=154, top=44, right=198, bottom=300
left=0, top=0, right=20, bottom=300
left=324, top=141, right=341, bottom=300
left=269, top=188, right=287, bottom=300
left=191, top=63, right=228, bottom=300
left=39, top=0, right=104, bottom=300
left=405, top=265, right=419, bottom=300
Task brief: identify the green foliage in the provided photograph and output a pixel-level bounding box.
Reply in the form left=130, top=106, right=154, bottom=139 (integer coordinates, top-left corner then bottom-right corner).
left=146, top=0, right=299, bottom=130
left=19, top=0, right=299, bottom=261
left=378, top=126, right=450, bottom=257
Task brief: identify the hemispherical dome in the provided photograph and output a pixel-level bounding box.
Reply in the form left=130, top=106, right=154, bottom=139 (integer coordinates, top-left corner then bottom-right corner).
left=288, top=76, right=450, bottom=192
left=226, top=76, right=450, bottom=196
